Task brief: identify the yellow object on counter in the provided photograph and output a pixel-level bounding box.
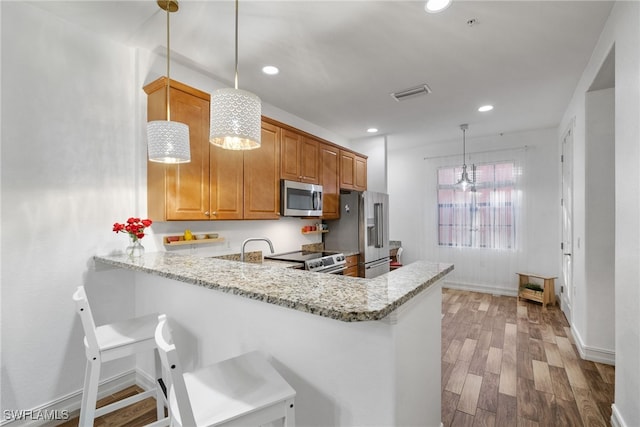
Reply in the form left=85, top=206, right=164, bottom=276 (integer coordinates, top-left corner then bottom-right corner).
left=183, top=229, right=193, bottom=241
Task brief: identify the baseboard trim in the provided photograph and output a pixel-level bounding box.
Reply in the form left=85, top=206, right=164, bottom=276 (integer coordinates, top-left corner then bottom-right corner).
left=0, top=371, right=137, bottom=427
left=570, top=324, right=615, bottom=365
left=443, top=281, right=518, bottom=297
left=611, top=404, right=627, bottom=427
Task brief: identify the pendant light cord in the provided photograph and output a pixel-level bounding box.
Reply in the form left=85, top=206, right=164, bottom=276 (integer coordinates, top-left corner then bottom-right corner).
left=462, top=126, right=467, bottom=168
left=166, top=0, right=171, bottom=121
left=234, top=0, right=239, bottom=90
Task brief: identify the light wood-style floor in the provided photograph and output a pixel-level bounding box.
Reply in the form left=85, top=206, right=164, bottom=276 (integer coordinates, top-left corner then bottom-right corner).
left=56, top=386, right=159, bottom=427
left=441, top=288, right=615, bottom=427
left=59, top=288, right=616, bottom=427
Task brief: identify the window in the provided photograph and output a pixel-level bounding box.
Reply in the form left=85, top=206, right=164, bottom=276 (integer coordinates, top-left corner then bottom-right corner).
left=437, top=162, right=517, bottom=249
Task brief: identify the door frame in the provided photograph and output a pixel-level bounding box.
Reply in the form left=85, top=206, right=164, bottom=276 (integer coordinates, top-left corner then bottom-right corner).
left=560, top=121, right=574, bottom=324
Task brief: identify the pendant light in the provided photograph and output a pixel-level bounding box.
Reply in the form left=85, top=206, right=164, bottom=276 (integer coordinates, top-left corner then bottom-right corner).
left=147, top=0, right=190, bottom=164
left=455, top=123, right=475, bottom=191
left=210, top=0, right=262, bottom=150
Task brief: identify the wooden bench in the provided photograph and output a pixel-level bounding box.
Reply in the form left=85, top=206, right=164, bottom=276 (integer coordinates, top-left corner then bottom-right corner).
left=516, top=273, right=557, bottom=311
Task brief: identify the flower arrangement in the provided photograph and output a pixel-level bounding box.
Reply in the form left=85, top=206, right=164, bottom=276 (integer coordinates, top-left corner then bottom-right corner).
left=113, top=217, right=153, bottom=241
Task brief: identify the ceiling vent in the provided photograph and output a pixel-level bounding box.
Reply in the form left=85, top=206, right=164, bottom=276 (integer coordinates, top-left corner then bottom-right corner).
left=391, top=84, right=432, bottom=101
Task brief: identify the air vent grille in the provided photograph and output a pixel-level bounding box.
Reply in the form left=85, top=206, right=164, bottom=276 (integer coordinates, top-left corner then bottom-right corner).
left=391, top=84, right=432, bottom=101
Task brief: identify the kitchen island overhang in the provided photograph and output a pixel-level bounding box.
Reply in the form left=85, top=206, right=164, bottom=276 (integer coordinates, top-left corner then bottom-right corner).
left=93, top=252, right=453, bottom=426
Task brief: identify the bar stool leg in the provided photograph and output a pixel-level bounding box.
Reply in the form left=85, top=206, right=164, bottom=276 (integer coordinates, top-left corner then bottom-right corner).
left=154, top=349, right=165, bottom=420
left=80, top=359, right=101, bottom=426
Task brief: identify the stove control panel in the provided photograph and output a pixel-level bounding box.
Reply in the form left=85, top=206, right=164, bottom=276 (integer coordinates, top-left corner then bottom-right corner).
left=305, top=253, right=347, bottom=273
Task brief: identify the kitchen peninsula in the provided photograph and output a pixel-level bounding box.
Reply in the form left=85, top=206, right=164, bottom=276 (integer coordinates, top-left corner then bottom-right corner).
left=94, top=252, right=453, bottom=426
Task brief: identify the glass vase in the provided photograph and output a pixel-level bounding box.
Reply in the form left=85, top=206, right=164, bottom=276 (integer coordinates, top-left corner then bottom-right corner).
left=126, top=236, right=145, bottom=258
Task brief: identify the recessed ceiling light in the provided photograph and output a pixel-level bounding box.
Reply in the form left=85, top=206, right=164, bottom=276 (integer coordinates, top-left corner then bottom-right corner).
left=367, top=128, right=379, bottom=133
left=262, top=65, right=279, bottom=75
left=425, top=0, right=452, bottom=14
left=478, top=105, right=494, bottom=112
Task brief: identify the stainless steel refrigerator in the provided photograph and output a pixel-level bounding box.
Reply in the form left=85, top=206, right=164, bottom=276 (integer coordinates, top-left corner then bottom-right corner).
left=324, top=190, right=390, bottom=278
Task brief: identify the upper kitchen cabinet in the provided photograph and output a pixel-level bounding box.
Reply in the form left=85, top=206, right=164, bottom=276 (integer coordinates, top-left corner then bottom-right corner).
left=145, top=78, right=280, bottom=221
left=208, top=120, right=280, bottom=220
left=209, top=146, right=244, bottom=219
left=340, top=150, right=367, bottom=191
left=280, top=129, right=319, bottom=184
left=145, top=77, right=211, bottom=221
left=244, top=120, right=281, bottom=219
left=319, top=143, right=340, bottom=219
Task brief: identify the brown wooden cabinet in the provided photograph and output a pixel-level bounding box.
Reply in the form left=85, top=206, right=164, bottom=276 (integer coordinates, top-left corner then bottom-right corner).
left=209, top=146, right=243, bottom=219
left=244, top=121, right=281, bottom=219
left=340, top=150, right=367, bottom=191
left=145, top=78, right=279, bottom=221
left=145, top=78, right=211, bottom=221
left=146, top=79, right=364, bottom=221
left=208, top=121, right=281, bottom=220
left=354, top=154, right=367, bottom=191
left=319, top=143, right=340, bottom=219
left=344, top=255, right=359, bottom=277
left=280, top=129, right=319, bottom=184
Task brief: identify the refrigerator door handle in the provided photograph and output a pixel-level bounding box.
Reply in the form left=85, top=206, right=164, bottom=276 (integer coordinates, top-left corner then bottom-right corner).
left=365, top=257, right=391, bottom=269
left=374, top=202, right=384, bottom=248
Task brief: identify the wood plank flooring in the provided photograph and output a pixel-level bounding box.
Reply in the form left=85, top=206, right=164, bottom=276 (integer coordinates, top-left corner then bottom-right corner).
left=442, top=288, right=615, bottom=427
left=59, top=288, right=615, bottom=426
left=56, top=386, right=160, bottom=427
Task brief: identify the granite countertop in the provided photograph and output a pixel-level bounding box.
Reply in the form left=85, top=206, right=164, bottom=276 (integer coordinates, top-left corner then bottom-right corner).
left=94, top=252, right=453, bottom=322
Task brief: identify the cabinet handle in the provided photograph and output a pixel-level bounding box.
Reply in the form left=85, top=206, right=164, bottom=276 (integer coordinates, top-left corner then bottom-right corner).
left=205, top=211, right=210, bottom=216
left=212, top=211, right=217, bottom=216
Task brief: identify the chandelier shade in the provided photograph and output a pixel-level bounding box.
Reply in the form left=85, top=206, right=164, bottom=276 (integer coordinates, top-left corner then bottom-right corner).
left=210, top=88, right=262, bottom=150
left=147, top=120, right=190, bottom=163
left=210, top=0, right=262, bottom=150
left=146, top=0, right=190, bottom=164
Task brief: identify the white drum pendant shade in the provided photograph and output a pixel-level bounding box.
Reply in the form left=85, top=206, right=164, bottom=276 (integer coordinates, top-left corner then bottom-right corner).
left=210, top=88, right=262, bottom=150
left=147, top=120, right=190, bottom=163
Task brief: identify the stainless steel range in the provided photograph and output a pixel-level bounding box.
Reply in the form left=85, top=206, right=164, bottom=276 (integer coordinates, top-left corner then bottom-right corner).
left=265, top=251, right=347, bottom=274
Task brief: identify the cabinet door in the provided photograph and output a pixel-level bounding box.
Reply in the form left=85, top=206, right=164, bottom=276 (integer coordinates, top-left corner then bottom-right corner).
left=354, top=155, right=367, bottom=191
left=210, top=146, right=243, bottom=220
left=280, top=129, right=302, bottom=182
left=340, top=150, right=355, bottom=190
left=300, top=137, right=319, bottom=183
left=319, top=143, right=340, bottom=219
left=146, top=79, right=211, bottom=221
left=344, top=255, right=359, bottom=277
left=244, top=121, right=281, bottom=219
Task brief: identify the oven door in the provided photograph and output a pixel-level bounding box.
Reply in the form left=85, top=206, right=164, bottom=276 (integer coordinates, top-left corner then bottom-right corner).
left=319, top=265, right=347, bottom=275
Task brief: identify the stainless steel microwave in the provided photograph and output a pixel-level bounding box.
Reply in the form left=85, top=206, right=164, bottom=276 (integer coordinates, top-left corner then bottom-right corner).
left=281, top=180, right=323, bottom=217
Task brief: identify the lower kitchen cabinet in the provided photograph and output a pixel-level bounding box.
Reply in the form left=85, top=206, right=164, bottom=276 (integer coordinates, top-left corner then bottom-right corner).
left=344, top=255, right=359, bottom=277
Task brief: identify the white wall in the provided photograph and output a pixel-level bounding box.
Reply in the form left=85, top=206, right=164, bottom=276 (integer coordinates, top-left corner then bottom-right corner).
left=388, top=127, right=560, bottom=295
left=0, top=2, right=344, bottom=417
left=1, top=1, right=141, bottom=413
left=559, top=2, right=640, bottom=425
left=578, top=88, right=614, bottom=361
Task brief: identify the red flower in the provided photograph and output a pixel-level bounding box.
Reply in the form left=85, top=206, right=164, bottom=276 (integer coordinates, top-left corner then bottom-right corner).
left=113, top=217, right=153, bottom=241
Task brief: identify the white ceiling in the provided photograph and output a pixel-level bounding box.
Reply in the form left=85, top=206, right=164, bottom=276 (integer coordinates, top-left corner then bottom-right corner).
left=30, top=0, right=614, bottom=148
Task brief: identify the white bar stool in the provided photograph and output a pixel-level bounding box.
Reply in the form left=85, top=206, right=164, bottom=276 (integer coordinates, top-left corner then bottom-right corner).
left=154, top=314, right=296, bottom=426
left=72, top=286, right=168, bottom=426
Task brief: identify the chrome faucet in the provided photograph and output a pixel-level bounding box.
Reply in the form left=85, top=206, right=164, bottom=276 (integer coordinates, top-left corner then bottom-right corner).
left=241, top=237, right=275, bottom=262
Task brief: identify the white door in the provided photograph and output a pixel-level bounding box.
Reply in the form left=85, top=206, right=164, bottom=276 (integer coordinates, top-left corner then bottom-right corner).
left=561, top=126, right=574, bottom=323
